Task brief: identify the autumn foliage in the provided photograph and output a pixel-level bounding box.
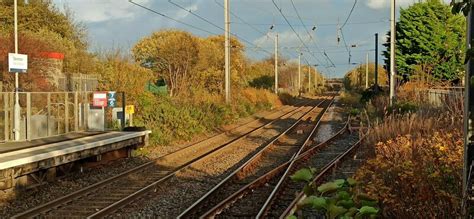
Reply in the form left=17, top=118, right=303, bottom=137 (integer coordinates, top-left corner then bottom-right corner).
left=356, top=88, right=463, bottom=217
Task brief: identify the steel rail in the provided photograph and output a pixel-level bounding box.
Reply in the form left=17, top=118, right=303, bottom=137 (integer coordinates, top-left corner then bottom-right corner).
left=280, top=119, right=370, bottom=218
left=177, top=97, right=334, bottom=218
left=12, top=100, right=309, bottom=218
left=256, top=98, right=335, bottom=218
left=200, top=113, right=350, bottom=218
left=87, top=99, right=319, bottom=219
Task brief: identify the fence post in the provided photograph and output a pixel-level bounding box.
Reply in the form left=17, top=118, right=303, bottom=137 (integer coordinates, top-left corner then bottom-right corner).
left=65, top=92, right=69, bottom=133
left=9, top=93, right=13, bottom=140
left=85, top=92, right=89, bottom=130
left=74, top=92, right=78, bottom=131
left=26, top=93, right=31, bottom=141
left=122, top=92, right=126, bottom=130
left=47, top=93, right=51, bottom=136
left=4, top=93, right=8, bottom=141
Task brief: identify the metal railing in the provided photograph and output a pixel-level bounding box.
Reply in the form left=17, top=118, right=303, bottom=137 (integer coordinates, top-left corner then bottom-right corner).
left=0, top=91, right=126, bottom=142
left=412, top=87, right=464, bottom=108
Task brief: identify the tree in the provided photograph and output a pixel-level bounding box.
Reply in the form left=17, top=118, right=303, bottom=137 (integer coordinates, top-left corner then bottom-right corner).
left=0, top=0, right=87, bottom=49
left=132, top=29, right=199, bottom=97
left=383, top=0, right=465, bottom=81
left=97, top=50, right=154, bottom=105
left=344, top=63, right=387, bottom=90
left=0, top=0, right=95, bottom=92
left=192, top=35, right=245, bottom=94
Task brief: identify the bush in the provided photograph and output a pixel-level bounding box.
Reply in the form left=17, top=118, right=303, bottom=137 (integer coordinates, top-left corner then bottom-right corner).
left=356, top=111, right=462, bottom=217
left=289, top=172, right=379, bottom=219
left=135, top=88, right=282, bottom=146
left=339, top=91, right=362, bottom=107
left=387, top=101, right=418, bottom=115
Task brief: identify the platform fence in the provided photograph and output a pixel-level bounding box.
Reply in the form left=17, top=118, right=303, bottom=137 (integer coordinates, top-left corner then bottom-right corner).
left=0, top=91, right=126, bottom=142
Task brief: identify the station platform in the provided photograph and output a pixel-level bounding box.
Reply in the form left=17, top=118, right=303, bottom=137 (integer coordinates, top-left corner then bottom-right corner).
left=0, top=130, right=150, bottom=190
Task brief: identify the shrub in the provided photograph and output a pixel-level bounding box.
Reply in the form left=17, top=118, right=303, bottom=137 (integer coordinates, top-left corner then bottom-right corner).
left=387, top=101, right=418, bottom=115
left=340, top=91, right=362, bottom=107
left=289, top=170, right=379, bottom=219
left=135, top=88, right=282, bottom=146
left=356, top=111, right=462, bottom=217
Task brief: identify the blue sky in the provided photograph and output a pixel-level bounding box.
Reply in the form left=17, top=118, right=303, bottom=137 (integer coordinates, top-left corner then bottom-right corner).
left=52, top=0, right=451, bottom=77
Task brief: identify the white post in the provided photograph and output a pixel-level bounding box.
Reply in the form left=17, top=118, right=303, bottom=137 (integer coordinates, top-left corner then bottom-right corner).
left=390, top=0, right=396, bottom=105
left=274, top=33, right=278, bottom=94
left=224, top=0, right=231, bottom=103
left=308, top=66, right=311, bottom=93
left=13, top=0, right=20, bottom=141
left=313, top=67, right=316, bottom=89
left=298, top=53, right=301, bottom=95
left=314, top=67, right=317, bottom=90
left=366, top=53, right=369, bottom=89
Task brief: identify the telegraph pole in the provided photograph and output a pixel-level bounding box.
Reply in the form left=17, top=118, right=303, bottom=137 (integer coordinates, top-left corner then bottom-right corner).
left=464, top=0, right=474, bottom=211
left=13, top=0, right=20, bottom=141
left=224, top=0, right=230, bottom=103
left=274, top=33, right=278, bottom=94
left=314, top=66, right=317, bottom=90
left=308, top=66, right=311, bottom=93
left=366, top=53, right=369, bottom=89
left=389, top=0, right=396, bottom=105
left=375, top=33, right=379, bottom=89
left=298, top=53, right=301, bottom=95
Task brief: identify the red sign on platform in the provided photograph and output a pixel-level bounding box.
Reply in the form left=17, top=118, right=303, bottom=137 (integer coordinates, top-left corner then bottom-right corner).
left=93, top=92, right=108, bottom=107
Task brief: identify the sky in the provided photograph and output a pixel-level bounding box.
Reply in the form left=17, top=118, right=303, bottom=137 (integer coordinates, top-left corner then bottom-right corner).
left=52, top=0, right=452, bottom=77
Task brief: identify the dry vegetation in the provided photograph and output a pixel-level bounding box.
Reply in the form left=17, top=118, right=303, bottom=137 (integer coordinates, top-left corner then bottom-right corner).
left=354, top=82, right=463, bottom=217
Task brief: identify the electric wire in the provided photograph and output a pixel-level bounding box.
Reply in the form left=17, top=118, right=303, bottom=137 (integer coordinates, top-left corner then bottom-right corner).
left=289, top=0, right=335, bottom=68
left=167, top=0, right=272, bottom=56
left=271, top=0, right=325, bottom=68
left=340, top=0, right=358, bottom=29
left=128, top=0, right=218, bottom=35
left=231, top=19, right=388, bottom=27
left=339, top=0, right=358, bottom=64
left=213, top=0, right=267, bottom=36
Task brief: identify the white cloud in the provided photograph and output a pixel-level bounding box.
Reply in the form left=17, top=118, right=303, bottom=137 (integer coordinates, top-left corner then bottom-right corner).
left=366, top=0, right=451, bottom=10
left=54, top=0, right=150, bottom=23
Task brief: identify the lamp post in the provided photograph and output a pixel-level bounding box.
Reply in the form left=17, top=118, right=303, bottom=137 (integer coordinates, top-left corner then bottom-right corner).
left=313, top=65, right=319, bottom=91
left=13, top=0, right=20, bottom=141
left=390, top=0, right=396, bottom=105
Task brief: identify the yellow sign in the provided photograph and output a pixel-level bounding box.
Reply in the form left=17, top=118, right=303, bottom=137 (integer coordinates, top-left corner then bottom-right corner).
left=125, top=105, right=135, bottom=114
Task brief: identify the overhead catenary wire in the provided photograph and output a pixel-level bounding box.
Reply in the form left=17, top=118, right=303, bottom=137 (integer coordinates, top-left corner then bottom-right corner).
left=289, top=0, right=335, bottom=68
left=128, top=0, right=218, bottom=35
left=271, top=0, right=326, bottom=68
left=213, top=0, right=267, bottom=36
left=231, top=19, right=388, bottom=27
left=167, top=0, right=272, bottom=56
left=338, top=0, right=358, bottom=64
left=340, top=0, right=358, bottom=29
left=213, top=0, right=275, bottom=53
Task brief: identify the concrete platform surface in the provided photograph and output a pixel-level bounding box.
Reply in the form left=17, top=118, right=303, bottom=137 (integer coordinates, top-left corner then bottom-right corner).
left=0, top=132, right=105, bottom=154
left=0, top=131, right=151, bottom=171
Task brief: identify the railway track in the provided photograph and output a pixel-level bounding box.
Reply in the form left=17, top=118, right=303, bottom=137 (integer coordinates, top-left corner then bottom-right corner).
left=13, top=98, right=324, bottom=218
left=177, top=97, right=335, bottom=218
left=188, top=107, right=368, bottom=219
left=281, top=120, right=369, bottom=219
